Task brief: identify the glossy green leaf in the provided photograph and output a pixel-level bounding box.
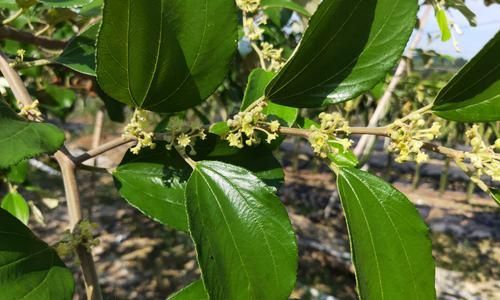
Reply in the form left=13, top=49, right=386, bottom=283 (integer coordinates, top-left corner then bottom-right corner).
left=242, top=68, right=298, bottom=127
left=1, top=191, right=29, bottom=225
left=0, top=101, right=65, bottom=168
left=96, top=84, right=126, bottom=123
left=55, top=23, right=99, bottom=76
left=96, top=0, right=237, bottom=112
left=114, top=138, right=284, bottom=231
left=265, top=0, right=418, bottom=107
left=0, top=207, right=74, bottom=300
left=337, top=168, right=435, bottom=300
left=39, top=0, right=92, bottom=7
left=186, top=161, right=297, bottom=300
left=113, top=144, right=192, bottom=231
left=261, top=0, right=311, bottom=17
left=432, top=32, right=500, bottom=122
left=206, top=140, right=284, bottom=187
left=168, top=280, right=208, bottom=300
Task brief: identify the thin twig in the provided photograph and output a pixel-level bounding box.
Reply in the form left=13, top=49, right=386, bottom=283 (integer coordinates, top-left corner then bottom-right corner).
left=2, top=8, right=24, bottom=25
left=0, top=26, right=67, bottom=49
left=12, top=58, right=52, bottom=69
left=73, top=137, right=136, bottom=165
left=277, top=126, right=389, bottom=138
left=251, top=42, right=267, bottom=70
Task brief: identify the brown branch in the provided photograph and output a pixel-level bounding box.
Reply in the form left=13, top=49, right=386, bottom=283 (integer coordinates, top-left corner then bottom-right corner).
left=0, top=52, right=33, bottom=105
left=0, top=51, right=102, bottom=300
left=277, top=126, right=388, bottom=138
left=422, top=142, right=465, bottom=160
left=54, top=151, right=103, bottom=300
left=0, top=26, right=67, bottom=50
left=278, top=126, right=468, bottom=163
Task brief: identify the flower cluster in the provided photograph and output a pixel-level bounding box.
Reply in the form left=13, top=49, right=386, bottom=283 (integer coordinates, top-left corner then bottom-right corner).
left=261, top=42, right=286, bottom=72
left=308, top=112, right=352, bottom=158
left=123, top=109, right=155, bottom=155
left=243, top=15, right=266, bottom=41
left=162, top=117, right=207, bottom=155
left=55, top=220, right=100, bottom=259
left=237, top=0, right=287, bottom=72
left=387, top=112, right=442, bottom=164
left=18, top=99, right=42, bottom=121
left=458, top=125, right=500, bottom=191
left=225, top=102, right=280, bottom=148
left=236, top=0, right=260, bottom=13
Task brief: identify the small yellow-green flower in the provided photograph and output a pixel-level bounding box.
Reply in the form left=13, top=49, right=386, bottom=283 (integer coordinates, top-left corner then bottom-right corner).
left=236, top=0, right=260, bottom=13
left=123, top=109, right=156, bottom=155
left=261, top=42, right=286, bottom=71
left=244, top=17, right=264, bottom=41
left=387, top=112, right=442, bottom=164
left=269, top=120, right=281, bottom=132
left=177, top=133, right=191, bottom=148
left=225, top=102, right=280, bottom=148
left=459, top=125, right=500, bottom=187
left=18, top=99, right=42, bottom=121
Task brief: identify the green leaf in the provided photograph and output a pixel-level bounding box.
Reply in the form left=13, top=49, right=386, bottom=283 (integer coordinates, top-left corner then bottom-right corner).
left=113, top=138, right=284, bottom=231
left=436, top=8, right=452, bottom=42
left=39, top=0, right=92, bottom=7
left=0, top=0, right=17, bottom=9
left=432, top=32, right=500, bottom=122
left=55, top=23, right=99, bottom=76
left=96, top=83, right=126, bottom=123
left=206, top=140, right=284, bottom=187
left=208, top=121, right=230, bottom=136
left=296, top=116, right=319, bottom=129
left=490, top=188, right=500, bottom=206
left=1, top=191, right=30, bottom=225
left=261, top=0, right=311, bottom=17
left=168, top=280, right=208, bottom=300
left=78, top=0, right=103, bottom=17
left=327, top=140, right=358, bottom=168
left=6, top=160, right=29, bottom=184
left=337, top=168, right=435, bottom=300
left=0, top=207, right=74, bottom=299
left=113, top=144, right=192, bottom=231
left=0, top=101, right=65, bottom=168
left=265, top=0, right=418, bottom=107
left=38, top=83, right=77, bottom=119
left=242, top=68, right=298, bottom=127
left=96, top=0, right=237, bottom=112
left=446, top=0, right=477, bottom=26
left=186, top=161, right=297, bottom=300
